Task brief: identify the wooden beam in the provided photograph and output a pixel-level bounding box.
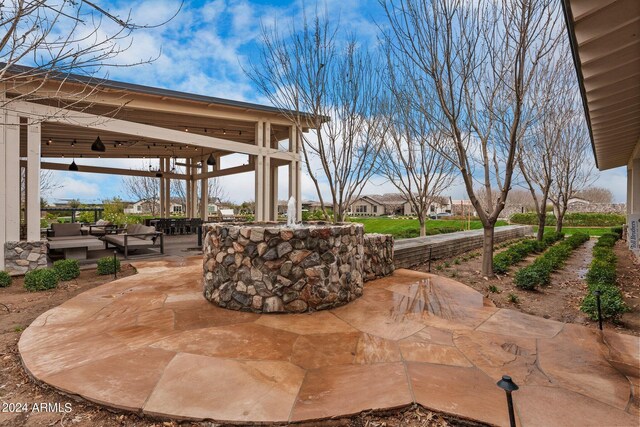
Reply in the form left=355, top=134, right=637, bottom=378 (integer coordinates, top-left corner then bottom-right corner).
left=12, top=101, right=301, bottom=161
left=194, top=162, right=255, bottom=180
left=26, top=161, right=188, bottom=180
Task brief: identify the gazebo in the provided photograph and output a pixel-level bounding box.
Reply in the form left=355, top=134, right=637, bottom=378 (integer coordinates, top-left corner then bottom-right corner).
left=0, top=65, right=307, bottom=272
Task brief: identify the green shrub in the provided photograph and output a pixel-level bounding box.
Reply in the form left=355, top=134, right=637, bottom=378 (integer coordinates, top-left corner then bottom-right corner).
left=580, top=287, right=629, bottom=320
left=53, top=259, right=80, bottom=281
left=24, top=268, right=59, bottom=291
left=610, top=226, right=623, bottom=238
left=493, top=233, right=562, bottom=274
left=579, top=232, right=628, bottom=320
left=514, top=265, right=549, bottom=289
left=97, top=256, right=121, bottom=275
left=510, top=212, right=625, bottom=227
left=514, top=233, right=589, bottom=289
left=0, top=271, right=12, bottom=288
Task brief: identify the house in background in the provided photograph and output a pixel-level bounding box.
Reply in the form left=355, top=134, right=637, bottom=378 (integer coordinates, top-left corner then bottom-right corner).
left=348, top=194, right=406, bottom=217
left=124, top=199, right=184, bottom=215
left=402, top=196, right=453, bottom=217
left=451, top=199, right=477, bottom=217
left=348, top=193, right=453, bottom=217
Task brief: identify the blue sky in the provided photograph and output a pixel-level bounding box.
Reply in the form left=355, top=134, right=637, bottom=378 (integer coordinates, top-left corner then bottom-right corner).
left=43, top=0, right=627, bottom=204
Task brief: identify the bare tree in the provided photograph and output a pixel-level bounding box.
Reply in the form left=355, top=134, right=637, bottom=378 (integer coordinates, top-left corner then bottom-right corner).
left=383, top=0, right=561, bottom=276
left=377, top=94, right=456, bottom=236
left=549, top=117, right=594, bottom=233
left=1, top=1, right=180, bottom=113
left=247, top=10, right=389, bottom=222
left=518, top=42, right=575, bottom=240
left=575, top=187, right=614, bottom=204
left=122, top=164, right=160, bottom=216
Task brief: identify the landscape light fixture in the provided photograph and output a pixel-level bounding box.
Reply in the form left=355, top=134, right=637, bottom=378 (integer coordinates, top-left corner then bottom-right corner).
left=69, top=160, right=79, bottom=171
left=91, top=136, right=105, bottom=152
left=206, top=153, right=216, bottom=166
left=497, top=376, right=519, bottom=427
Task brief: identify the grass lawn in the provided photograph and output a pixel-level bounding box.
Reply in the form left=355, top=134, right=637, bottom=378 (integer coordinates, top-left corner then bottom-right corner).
left=349, top=217, right=508, bottom=239
left=535, top=226, right=616, bottom=237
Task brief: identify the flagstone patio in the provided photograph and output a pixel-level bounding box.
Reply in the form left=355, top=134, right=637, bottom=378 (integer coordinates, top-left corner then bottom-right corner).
left=18, top=257, right=639, bottom=426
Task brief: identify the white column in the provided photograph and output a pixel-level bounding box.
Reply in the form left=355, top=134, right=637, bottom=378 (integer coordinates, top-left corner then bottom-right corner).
left=185, top=158, right=191, bottom=217
left=5, top=111, right=20, bottom=241
left=254, top=121, right=265, bottom=222
left=200, top=177, right=208, bottom=220
left=628, top=167, right=633, bottom=217
left=632, top=159, right=640, bottom=215
left=271, top=165, right=279, bottom=220
left=26, top=121, right=41, bottom=241
left=0, top=99, right=6, bottom=268
left=159, top=159, right=166, bottom=218
left=296, top=131, right=302, bottom=221
left=264, top=155, right=272, bottom=221
left=164, top=158, right=171, bottom=218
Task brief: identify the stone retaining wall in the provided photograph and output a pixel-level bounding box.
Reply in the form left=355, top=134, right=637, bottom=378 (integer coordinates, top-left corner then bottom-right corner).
left=203, top=223, right=365, bottom=313
left=394, top=225, right=533, bottom=269
left=4, top=241, right=48, bottom=275
left=363, top=233, right=394, bottom=281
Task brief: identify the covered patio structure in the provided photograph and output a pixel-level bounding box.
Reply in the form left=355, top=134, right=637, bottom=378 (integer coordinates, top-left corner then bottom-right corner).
left=562, top=0, right=640, bottom=255
left=0, top=66, right=307, bottom=272
left=563, top=0, right=640, bottom=256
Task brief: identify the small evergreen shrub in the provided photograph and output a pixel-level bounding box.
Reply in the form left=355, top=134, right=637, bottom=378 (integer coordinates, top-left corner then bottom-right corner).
left=492, top=232, right=563, bottom=274
left=53, top=259, right=80, bottom=281
left=24, top=268, right=59, bottom=292
left=0, top=271, right=12, bottom=288
left=97, top=256, right=121, bottom=275
left=580, top=287, right=629, bottom=321
left=580, top=232, right=628, bottom=320
left=514, top=233, right=589, bottom=290
left=610, top=226, right=623, bottom=239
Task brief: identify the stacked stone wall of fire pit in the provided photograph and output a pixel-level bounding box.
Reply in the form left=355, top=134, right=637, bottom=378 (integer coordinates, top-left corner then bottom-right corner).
left=363, top=233, right=394, bottom=281
left=203, top=223, right=365, bottom=313
left=4, top=241, right=48, bottom=275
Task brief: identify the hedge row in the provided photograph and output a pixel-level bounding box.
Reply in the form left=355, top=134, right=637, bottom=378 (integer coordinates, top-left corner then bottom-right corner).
left=514, top=232, right=590, bottom=290
left=580, top=232, right=629, bottom=320
left=510, top=212, right=626, bottom=227
left=23, top=259, right=81, bottom=292
left=493, top=232, right=565, bottom=274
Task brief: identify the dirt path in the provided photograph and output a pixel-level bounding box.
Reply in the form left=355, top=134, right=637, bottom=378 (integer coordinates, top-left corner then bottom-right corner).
left=415, top=237, right=639, bottom=337
left=0, top=266, right=460, bottom=427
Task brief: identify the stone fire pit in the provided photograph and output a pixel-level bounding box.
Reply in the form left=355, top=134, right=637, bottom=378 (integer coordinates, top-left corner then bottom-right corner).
left=203, top=222, right=365, bottom=313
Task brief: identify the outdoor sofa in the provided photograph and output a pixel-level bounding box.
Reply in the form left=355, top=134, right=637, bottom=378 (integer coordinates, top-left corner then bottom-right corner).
left=47, top=223, right=104, bottom=260
left=80, top=219, right=119, bottom=236
left=103, top=223, right=164, bottom=258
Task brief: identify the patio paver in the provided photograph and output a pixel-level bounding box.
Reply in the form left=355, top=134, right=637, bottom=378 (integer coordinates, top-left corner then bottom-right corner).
left=18, top=258, right=640, bottom=426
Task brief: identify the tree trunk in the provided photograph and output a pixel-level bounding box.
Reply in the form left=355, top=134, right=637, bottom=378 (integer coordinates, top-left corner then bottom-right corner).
left=555, top=214, right=564, bottom=233
left=419, top=216, right=426, bottom=237
left=481, top=225, right=495, bottom=277
left=536, top=212, right=546, bottom=241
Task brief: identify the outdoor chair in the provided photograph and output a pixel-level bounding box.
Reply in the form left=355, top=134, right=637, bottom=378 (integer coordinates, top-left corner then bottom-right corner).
left=220, top=209, right=235, bottom=222
left=80, top=219, right=118, bottom=236
left=103, top=223, right=164, bottom=258
left=47, top=223, right=103, bottom=260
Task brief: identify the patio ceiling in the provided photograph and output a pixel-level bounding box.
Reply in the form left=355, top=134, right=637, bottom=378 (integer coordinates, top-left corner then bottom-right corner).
left=562, top=0, right=640, bottom=170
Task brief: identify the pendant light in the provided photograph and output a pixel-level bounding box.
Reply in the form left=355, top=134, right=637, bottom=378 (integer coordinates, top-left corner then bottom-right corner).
left=69, top=159, right=79, bottom=171
left=206, top=153, right=216, bottom=166
left=91, top=136, right=105, bottom=152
